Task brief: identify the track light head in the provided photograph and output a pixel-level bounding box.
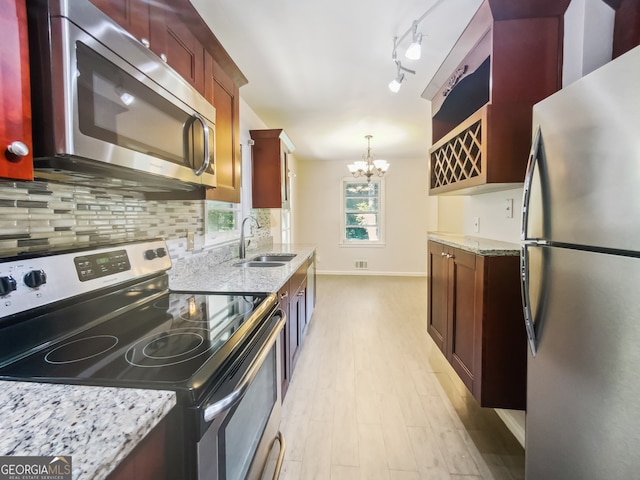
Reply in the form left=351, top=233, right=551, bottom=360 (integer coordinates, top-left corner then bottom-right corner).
left=405, top=21, right=423, bottom=60
left=388, top=59, right=415, bottom=93
left=388, top=73, right=404, bottom=93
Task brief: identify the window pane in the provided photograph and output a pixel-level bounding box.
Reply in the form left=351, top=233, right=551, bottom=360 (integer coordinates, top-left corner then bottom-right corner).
left=346, top=213, right=377, bottom=226
left=345, top=198, right=379, bottom=211
left=206, top=200, right=239, bottom=234
left=345, top=183, right=379, bottom=197
left=208, top=211, right=236, bottom=231
left=346, top=226, right=379, bottom=241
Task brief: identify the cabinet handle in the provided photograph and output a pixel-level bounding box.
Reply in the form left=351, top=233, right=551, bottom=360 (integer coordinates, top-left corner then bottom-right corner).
left=141, top=38, right=150, bottom=48
left=448, top=254, right=455, bottom=259
left=7, top=141, right=29, bottom=157
left=280, top=291, right=289, bottom=299
left=440, top=252, right=447, bottom=257
left=160, top=53, right=167, bottom=62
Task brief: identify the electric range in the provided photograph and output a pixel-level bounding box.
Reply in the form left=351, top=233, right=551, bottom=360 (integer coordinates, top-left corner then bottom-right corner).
left=0, top=239, right=286, bottom=480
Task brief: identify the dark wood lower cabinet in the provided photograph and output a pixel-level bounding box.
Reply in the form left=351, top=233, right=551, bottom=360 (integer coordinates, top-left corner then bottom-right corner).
left=106, top=415, right=169, bottom=480
left=279, top=256, right=314, bottom=401
left=427, top=240, right=526, bottom=410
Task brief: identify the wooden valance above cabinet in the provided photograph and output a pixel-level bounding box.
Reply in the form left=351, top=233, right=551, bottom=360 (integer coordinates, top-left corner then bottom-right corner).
left=423, top=0, right=570, bottom=195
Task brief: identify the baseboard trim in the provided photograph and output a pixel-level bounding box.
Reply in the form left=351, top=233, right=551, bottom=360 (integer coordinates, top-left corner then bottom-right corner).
left=318, top=270, right=426, bottom=277
left=495, top=408, right=526, bottom=448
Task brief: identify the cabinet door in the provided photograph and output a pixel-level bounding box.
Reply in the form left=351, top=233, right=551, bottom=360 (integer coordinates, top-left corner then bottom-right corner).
left=427, top=241, right=448, bottom=353
left=204, top=53, right=241, bottom=202
left=88, top=0, right=150, bottom=45
left=288, top=290, right=302, bottom=377
left=278, top=283, right=290, bottom=399
left=151, top=3, right=205, bottom=94
left=448, top=247, right=478, bottom=394
left=297, top=286, right=308, bottom=340
left=0, top=0, right=32, bottom=180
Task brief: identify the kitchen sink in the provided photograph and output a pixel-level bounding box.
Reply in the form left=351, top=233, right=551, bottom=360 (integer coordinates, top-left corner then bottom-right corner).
left=234, top=261, right=286, bottom=268
left=252, top=254, right=297, bottom=262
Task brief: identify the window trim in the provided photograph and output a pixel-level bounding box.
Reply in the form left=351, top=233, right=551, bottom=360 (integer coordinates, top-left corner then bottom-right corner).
left=339, top=177, right=386, bottom=247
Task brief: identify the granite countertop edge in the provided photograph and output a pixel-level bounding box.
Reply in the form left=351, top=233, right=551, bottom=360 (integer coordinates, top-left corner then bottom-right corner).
left=0, top=381, right=176, bottom=480
left=428, top=232, right=520, bottom=256
left=169, top=243, right=318, bottom=293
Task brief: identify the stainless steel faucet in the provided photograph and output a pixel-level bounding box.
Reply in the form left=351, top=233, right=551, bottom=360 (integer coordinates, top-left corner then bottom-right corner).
left=239, top=216, right=261, bottom=259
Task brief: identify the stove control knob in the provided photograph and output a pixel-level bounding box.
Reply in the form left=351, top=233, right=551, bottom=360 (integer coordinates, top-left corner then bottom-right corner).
left=0, top=276, right=17, bottom=296
left=144, top=249, right=157, bottom=260
left=155, top=248, right=167, bottom=258
left=24, top=270, right=47, bottom=289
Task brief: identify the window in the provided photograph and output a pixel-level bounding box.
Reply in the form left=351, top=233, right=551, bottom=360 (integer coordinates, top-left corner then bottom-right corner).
left=205, top=200, right=241, bottom=244
left=341, top=179, right=385, bottom=245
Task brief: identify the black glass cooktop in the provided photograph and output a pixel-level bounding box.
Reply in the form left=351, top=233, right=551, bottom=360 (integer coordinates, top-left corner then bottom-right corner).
left=0, top=284, right=274, bottom=404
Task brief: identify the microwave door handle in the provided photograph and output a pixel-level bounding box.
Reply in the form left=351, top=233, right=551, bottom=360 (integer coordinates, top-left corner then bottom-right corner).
left=203, top=312, right=286, bottom=422
left=184, top=113, right=211, bottom=176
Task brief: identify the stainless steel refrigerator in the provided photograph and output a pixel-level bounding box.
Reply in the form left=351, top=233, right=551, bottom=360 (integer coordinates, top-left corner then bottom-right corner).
left=521, top=45, right=640, bottom=480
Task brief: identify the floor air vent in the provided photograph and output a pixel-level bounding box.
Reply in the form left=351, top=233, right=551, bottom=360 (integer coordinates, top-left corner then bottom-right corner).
left=355, top=260, right=368, bottom=269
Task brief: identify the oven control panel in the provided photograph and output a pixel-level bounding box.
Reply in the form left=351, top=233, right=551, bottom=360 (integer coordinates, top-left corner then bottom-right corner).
left=0, top=240, right=171, bottom=319
left=74, top=249, right=131, bottom=282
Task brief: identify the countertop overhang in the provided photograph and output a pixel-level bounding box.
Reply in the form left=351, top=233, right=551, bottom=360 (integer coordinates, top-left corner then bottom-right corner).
left=428, top=232, right=520, bottom=256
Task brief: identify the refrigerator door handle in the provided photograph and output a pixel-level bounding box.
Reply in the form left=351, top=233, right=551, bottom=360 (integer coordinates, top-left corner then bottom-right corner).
left=520, top=244, right=538, bottom=356
left=521, top=127, right=542, bottom=241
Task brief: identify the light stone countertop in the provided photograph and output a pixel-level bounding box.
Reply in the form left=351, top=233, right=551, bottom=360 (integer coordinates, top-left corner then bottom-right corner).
left=0, top=381, right=176, bottom=480
left=428, top=232, right=520, bottom=256
left=169, top=243, right=317, bottom=293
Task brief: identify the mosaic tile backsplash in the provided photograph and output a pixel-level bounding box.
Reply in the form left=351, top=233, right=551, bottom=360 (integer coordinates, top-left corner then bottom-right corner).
left=0, top=180, right=271, bottom=261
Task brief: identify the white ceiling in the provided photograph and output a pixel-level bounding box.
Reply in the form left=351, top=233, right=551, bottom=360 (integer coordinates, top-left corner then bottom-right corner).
left=190, top=0, right=484, bottom=164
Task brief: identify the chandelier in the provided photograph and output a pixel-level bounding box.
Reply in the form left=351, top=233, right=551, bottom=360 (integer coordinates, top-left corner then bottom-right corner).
left=347, top=135, right=389, bottom=182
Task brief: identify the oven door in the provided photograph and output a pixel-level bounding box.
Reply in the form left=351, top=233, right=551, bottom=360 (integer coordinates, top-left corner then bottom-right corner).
left=195, top=310, right=286, bottom=480
left=34, top=3, right=216, bottom=188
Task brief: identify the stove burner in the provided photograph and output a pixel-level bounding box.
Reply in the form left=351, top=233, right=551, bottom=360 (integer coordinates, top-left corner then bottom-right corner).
left=45, top=335, right=119, bottom=364
left=142, top=332, right=204, bottom=359
left=125, top=329, right=214, bottom=367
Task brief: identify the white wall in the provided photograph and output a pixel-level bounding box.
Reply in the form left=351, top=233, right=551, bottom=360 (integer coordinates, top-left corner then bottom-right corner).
left=463, top=187, right=523, bottom=243
left=293, top=155, right=436, bottom=276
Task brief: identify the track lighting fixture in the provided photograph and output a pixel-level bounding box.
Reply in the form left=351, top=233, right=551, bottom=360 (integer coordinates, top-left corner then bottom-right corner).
left=388, top=0, right=444, bottom=92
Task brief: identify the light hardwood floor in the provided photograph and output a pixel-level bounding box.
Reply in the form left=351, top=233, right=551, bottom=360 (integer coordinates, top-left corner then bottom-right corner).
left=279, top=275, right=524, bottom=480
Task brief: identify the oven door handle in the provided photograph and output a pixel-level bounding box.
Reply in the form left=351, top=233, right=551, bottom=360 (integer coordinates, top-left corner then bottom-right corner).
left=203, top=311, right=286, bottom=422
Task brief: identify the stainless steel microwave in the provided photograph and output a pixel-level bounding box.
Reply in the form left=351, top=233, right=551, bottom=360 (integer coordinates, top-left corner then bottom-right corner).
left=27, top=0, right=216, bottom=193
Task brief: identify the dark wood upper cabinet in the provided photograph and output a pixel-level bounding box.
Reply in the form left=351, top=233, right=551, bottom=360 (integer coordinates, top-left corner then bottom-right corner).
left=0, top=0, right=33, bottom=181
left=602, top=0, right=640, bottom=58
left=250, top=129, right=295, bottom=209
left=88, top=0, right=151, bottom=45
left=151, top=4, right=205, bottom=94
left=205, top=53, right=241, bottom=203
left=423, top=0, right=570, bottom=195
